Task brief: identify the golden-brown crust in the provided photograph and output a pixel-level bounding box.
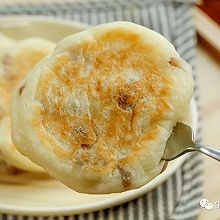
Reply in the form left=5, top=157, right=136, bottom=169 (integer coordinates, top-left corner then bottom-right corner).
left=33, top=28, right=172, bottom=184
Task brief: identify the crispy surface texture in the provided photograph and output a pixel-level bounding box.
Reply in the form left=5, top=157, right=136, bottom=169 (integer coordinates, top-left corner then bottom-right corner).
left=12, top=22, right=193, bottom=193
left=0, top=36, right=55, bottom=172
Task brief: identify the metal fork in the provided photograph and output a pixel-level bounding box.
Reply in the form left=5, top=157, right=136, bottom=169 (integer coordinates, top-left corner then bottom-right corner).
left=162, top=123, right=220, bottom=161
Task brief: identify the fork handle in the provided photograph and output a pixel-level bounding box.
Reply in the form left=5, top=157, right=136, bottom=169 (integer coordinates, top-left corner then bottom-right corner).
left=194, top=144, right=220, bottom=161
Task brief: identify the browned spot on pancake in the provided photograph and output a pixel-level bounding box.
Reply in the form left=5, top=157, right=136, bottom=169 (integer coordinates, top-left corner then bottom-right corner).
left=118, top=165, right=133, bottom=188
left=19, top=83, right=26, bottom=96
left=169, top=57, right=181, bottom=68
left=116, top=91, right=134, bottom=111
left=73, top=125, right=97, bottom=145
left=81, top=144, right=89, bottom=148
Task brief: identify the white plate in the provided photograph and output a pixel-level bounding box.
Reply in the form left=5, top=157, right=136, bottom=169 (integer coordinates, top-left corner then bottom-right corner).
left=0, top=16, right=198, bottom=216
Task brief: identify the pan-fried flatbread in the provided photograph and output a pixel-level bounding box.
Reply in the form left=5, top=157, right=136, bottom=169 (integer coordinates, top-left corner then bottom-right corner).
left=11, top=22, right=193, bottom=193
left=0, top=37, right=55, bottom=172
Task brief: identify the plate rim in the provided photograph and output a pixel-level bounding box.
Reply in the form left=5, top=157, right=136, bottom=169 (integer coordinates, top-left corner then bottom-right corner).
left=0, top=15, right=90, bottom=30
left=0, top=16, right=198, bottom=216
